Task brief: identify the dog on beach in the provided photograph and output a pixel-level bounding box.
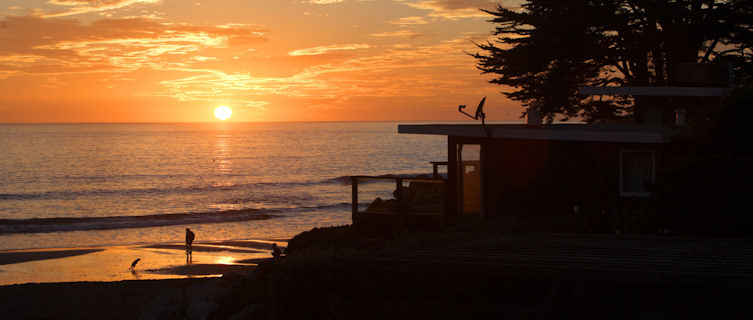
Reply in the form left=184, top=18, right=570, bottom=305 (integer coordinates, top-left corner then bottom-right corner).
left=129, top=258, right=141, bottom=270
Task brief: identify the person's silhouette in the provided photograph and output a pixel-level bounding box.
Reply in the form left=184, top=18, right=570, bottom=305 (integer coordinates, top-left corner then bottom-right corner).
left=185, top=228, right=195, bottom=255
left=272, top=243, right=282, bottom=258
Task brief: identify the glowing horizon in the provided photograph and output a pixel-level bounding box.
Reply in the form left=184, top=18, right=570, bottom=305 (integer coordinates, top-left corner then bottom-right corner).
left=0, top=0, right=525, bottom=123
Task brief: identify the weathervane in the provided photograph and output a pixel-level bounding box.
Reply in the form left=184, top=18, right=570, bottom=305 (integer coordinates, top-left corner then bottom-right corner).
left=458, top=96, right=489, bottom=137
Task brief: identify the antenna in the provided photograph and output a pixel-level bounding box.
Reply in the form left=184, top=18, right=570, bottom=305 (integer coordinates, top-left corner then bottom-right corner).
left=458, top=97, right=489, bottom=136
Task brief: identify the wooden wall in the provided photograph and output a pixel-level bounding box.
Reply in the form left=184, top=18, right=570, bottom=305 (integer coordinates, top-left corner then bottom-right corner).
left=448, top=137, right=667, bottom=219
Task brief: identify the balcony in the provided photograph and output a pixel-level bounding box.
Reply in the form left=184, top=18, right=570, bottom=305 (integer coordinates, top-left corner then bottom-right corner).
left=351, top=172, right=447, bottom=234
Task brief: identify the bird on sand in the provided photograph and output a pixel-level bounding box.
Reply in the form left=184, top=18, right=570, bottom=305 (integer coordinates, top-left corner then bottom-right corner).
left=129, top=258, right=141, bottom=270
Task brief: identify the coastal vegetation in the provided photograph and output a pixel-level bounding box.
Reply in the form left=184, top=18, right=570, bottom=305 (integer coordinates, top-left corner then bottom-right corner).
left=651, top=85, right=753, bottom=237
left=471, top=0, right=753, bottom=122
left=138, top=215, right=753, bottom=319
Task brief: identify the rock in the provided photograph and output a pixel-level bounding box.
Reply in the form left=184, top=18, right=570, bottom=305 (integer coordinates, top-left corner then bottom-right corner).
left=365, top=197, right=384, bottom=212
left=187, top=279, right=231, bottom=303
left=219, top=272, right=245, bottom=288
left=187, top=287, right=231, bottom=313
left=228, top=304, right=265, bottom=320
left=186, top=299, right=219, bottom=320
left=328, top=294, right=365, bottom=320
left=365, top=198, right=397, bottom=213
left=137, top=288, right=185, bottom=320
left=186, top=281, right=215, bottom=300
left=186, top=276, right=234, bottom=320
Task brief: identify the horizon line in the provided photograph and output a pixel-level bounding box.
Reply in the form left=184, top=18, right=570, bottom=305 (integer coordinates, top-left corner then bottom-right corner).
left=0, top=119, right=523, bottom=125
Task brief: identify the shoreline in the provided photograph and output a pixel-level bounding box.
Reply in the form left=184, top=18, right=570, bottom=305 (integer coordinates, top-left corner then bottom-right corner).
left=0, top=238, right=285, bottom=286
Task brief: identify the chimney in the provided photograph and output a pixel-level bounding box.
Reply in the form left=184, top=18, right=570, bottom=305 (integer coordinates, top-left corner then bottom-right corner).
left=527, top=107, right=542, bottom=127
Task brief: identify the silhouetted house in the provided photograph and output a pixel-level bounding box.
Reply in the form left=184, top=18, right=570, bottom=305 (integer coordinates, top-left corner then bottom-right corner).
left=351, top=63, right=732, bottom=232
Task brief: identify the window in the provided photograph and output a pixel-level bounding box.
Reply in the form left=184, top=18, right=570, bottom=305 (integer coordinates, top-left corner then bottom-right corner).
left=620, top=150, right=655, bottom=197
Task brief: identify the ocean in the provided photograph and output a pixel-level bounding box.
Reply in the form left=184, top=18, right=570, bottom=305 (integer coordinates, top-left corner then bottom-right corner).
left=0, top=122, right=445, bottom=250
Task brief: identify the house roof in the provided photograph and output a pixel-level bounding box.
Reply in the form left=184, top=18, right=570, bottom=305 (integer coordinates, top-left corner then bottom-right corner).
left=398, top=123, right=677, bottom=144
left=578, top=86, right=729, bottom=97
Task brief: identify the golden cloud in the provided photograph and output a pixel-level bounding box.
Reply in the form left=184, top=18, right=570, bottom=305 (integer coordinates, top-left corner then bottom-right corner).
left=305, top=0, right=344, bottom=4
left=157, top=33, right=497, bottom=105
left=44, top=0, right=160, bottom=18
left=401, top=0, right=498, bottom=19
left=288, top=44, right=370, bottom=56
left=389, top=16, right=430, bottom=26
left=369, top=30, right=425, bottom=38
left=0, top=16, right=266, bottom=77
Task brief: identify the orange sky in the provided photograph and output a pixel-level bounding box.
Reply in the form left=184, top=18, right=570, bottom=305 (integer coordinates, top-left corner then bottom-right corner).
left=0, top=0, right=523, bottom=123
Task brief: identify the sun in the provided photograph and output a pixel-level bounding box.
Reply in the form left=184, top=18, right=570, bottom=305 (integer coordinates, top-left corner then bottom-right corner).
left=214, top=106, right=232, bottom=120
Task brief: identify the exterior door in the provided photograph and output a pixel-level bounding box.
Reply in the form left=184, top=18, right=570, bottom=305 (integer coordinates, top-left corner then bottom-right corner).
left=457, top=144, right=481, bottom=215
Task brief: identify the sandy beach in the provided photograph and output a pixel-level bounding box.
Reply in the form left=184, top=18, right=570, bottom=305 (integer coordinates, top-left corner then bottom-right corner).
left=0, top=238, right=286, bottom=285
left=0, top=239, right=286, bottom=319
left=0, top=238, right=286, bottom=318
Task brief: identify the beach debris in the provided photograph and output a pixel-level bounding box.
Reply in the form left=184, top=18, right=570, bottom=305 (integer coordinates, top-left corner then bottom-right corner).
left=129, top=258, right=141, bottom=270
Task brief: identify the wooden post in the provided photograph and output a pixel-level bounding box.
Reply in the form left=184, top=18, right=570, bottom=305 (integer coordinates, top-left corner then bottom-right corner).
left=480, top=140, right=486, bottom=219
left=446, top=138, right=458, bottom=223
left=395, top=178, right=402, bottom=216
left=351, top=176, right=358, bottom=223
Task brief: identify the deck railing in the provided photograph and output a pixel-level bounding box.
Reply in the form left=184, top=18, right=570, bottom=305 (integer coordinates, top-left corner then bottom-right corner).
left=351, top=175, right=446, bottom=221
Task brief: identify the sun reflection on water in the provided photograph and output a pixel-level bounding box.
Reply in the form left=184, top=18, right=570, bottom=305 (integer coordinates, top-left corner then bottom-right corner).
left=214, top=130, right=232, bottom=175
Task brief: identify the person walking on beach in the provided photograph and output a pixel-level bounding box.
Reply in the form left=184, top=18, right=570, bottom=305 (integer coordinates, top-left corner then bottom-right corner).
left=185, top=228, right=195, bottom=255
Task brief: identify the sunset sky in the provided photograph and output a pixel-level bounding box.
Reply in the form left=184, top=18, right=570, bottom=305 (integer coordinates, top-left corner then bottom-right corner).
left=0, top=0, right=523, bottom=123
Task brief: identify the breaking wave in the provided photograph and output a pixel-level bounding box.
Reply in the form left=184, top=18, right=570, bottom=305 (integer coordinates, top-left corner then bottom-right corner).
left=0, top=208, right=274, bottom=234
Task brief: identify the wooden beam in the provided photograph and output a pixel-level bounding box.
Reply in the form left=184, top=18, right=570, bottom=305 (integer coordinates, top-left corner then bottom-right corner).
left=578, top=86, right=729, bottom=97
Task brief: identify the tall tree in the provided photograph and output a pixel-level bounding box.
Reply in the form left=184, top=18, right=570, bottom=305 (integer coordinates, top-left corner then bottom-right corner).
left=472, top=0, right=753, bottom=122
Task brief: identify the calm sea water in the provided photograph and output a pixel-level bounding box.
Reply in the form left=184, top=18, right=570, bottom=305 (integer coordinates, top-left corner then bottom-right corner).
left=0, top=122, right=445, bottom=250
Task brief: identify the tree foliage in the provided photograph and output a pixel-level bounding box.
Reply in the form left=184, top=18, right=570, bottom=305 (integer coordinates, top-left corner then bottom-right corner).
left=649, top=85, right=753, bottom=237
left=472, top=0, right=753, bottom=122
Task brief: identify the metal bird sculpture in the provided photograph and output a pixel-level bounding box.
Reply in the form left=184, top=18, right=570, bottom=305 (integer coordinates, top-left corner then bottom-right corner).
left=129, top=258, right=141, bottom=270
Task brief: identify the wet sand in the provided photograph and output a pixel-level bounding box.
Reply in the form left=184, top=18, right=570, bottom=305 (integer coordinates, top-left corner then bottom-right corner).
left=0, top=249, right=104, bottom=265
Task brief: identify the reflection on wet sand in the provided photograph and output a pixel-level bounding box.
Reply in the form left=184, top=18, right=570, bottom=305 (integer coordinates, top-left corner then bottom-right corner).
left=214, top=256, right=234, bottom=265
